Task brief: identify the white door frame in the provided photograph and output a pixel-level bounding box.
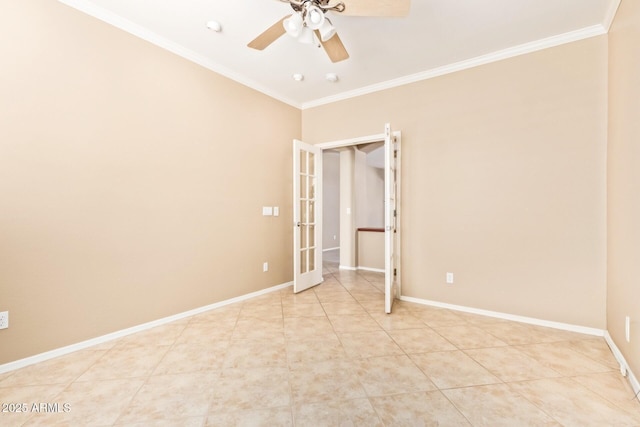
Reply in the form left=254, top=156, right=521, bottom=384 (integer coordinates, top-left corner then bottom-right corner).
left=316, top=129, right=402, bottom=302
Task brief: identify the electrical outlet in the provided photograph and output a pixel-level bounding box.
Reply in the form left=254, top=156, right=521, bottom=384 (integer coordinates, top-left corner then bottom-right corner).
left=446, top=272, right=454, bottom=284
left=0, top=311, right=8, bottom=329
left=263, top=262, right=269, bottom=272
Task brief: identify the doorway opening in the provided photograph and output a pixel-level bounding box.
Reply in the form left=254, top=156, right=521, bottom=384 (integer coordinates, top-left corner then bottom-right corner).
left=292, top=124, right=401, bottom=313
left=316, top=125, right=401, bottom=313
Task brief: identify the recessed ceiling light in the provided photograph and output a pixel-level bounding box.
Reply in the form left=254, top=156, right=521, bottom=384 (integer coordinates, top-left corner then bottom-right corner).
left=206, top=20, right=222, bottom=32
left=292, top=73, right=304, bottom=82
left=325, top=73, right=339, bottom=83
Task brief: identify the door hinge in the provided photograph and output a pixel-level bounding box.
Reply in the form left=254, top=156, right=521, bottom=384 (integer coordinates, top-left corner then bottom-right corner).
left=394, top=268, right=397, bottom=276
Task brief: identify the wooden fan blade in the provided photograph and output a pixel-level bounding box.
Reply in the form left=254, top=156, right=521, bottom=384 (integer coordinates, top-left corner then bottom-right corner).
left=339, top=0, right=410, bottom=17
left=316, top=31, right=349, bottom=63
left=248, top=15, right=290, bottom=50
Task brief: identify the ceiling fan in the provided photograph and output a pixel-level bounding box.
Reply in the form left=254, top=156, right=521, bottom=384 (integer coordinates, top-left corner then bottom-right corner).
left=247, top=0, right=411, bottom=63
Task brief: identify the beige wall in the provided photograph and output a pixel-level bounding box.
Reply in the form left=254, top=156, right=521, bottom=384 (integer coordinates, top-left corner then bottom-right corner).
left=608, top=0, right=640, bottom=379
left=322, top=152, right=340, bottom=250
left=0, top=0, right=300, bottom=364
left=303, top=37, right=609, bottom=328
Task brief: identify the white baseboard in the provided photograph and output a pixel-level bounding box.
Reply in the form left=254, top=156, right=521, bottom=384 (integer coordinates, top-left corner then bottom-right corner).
left=0, top=281, right=293, bottom=375
left=399, top=295, right=605, bottom=337
left=604, top=332, right=640, bottom=402
left=357, top=266, right=385, bottom=273
left=323, top=247, right=340, bottom=252
left=339, top=265, right=358, bottom=271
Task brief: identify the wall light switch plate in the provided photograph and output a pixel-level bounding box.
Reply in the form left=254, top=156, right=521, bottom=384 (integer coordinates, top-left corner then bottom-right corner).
left=0, top=311, right=8, bottom=329
left=273, top=207, right=279, bottom=217
left=262, top=207, right=273, bottom=216
left=446, top=273, right=454, bottom=284
left=263, top=262, right=269, bottom=272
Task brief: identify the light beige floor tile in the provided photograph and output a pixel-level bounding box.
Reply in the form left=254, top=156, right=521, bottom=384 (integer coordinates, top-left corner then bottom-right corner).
left=115, top=417, right=205, bottom=427
left=282, top=303, right=326, bottom=318
left=509, top=377, right=640, bottom=426
left=339, top=330, right=404, bottom=359
left=286, top=335, right=347, bottom=368
left=0, top=384, right=68, bottom=427
left=76, top=345, right=170, bottom=382
left=206, top=406, right=293, bottom=426
left=116, top=372, right=218, bottom=424
left=434, top=325, right=509, bottom=349
left=209, top=367, right=290, bottom=412
left=25, top=378, right=144, bottom=426
left=223, top=338, right=287, bottom=369
left=387, top=328, right=456, bottom=354
left=281, top=288, right=320, bottom=305
left=358, top=299, right=387, bottom=314
left=370, top=391, right=471, bottom=426
left=479, top=321, right=556, bottom=345
left=327, top=314, right=381, bottom=333
left=0, top=350, right=106, bottom=387
left=289, top=359, right=366, bottom=404
left=114, top=322, right=188, bottom=348
left=175, top=322, right=234, bottom=345
left=341, top=282, right=380, bottom=293
left=566, top=337, right=620, bottom=369
left=443, top=383, right=560, bottom=426
left=370, top=312, right=428, bottom=331
left=410, top=307, right=468, bottom=327
left=293, top=398, right=382, bottom=426
left=515, top=342, right=613, bottom=376
left=411, top=350, right=501, bottom=389
left=314, top=291, right=357, bottom=304
left=528, top=325, right=594, bottom=342
left=321, top=301, right=367, bottom=315
left=350, top=291, right=385, bottom=303
left=313, top=282, right=348, bottom=294
left=284, top=316, right=336, bottom=339
left=464, top=346, right=562, bottom=382
left=238, top=303, right=283, bottom=320
left=353, top=355, right=437, bottom=397
left=571, top=371, right=640, bottom=415
left=0, top=371, right=15, bottom=384
left=154, top=341, right=228, bottom=374
left=232, top=317, right=284, bottom=341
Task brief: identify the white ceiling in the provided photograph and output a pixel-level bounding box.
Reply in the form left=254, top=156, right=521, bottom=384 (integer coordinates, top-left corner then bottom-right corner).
left=59, top=0, right=619, bottom=108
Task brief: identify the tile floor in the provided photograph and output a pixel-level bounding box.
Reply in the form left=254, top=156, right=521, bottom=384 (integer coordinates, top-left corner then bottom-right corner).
left=1, top=257, right=639, bottom=426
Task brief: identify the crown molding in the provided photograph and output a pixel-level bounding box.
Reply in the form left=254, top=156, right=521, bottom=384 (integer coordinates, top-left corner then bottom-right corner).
left=57, top=0, right=302, bottom=108
left=603, top=0, right=622, bottom=32
left=301, top=24, right=606, bottom=110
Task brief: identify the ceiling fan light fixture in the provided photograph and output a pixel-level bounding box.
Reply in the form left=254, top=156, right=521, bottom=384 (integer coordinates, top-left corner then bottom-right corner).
left=319, top=18, right=336, bottom=41
left=305, top=5, right=325, bottom=30
left=298, top=26, right=315, bottom=44
left=283, top=13, right=303, bottom=37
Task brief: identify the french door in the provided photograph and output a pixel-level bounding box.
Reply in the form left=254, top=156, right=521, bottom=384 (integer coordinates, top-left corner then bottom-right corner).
left=384, top=124, right=398, bottom=313
left=293, top=140, right=323, bottom=293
